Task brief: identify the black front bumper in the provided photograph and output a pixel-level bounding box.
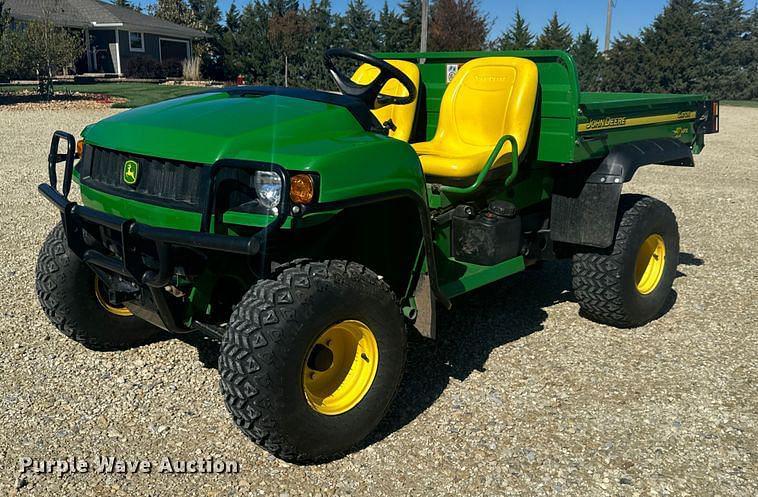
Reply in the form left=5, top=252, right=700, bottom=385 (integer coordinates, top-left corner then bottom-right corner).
left=40, top=131, right=292, bottom=332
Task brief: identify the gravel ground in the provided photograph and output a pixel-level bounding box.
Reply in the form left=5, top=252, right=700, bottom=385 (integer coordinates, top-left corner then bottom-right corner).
left=0, top=104, right=755, bottom=497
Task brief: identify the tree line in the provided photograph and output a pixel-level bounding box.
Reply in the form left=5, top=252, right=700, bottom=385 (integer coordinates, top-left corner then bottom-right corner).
left=2, top=0, right=757, bottom=100
left=151, top=0, right=757, bottom=99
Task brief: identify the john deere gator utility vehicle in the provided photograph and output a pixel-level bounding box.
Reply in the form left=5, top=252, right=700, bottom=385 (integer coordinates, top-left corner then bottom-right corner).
left=36, top=48, right=719, bottom=463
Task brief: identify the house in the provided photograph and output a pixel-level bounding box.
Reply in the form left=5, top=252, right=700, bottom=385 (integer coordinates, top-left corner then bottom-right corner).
left=3, top=0, right=208, bottom=75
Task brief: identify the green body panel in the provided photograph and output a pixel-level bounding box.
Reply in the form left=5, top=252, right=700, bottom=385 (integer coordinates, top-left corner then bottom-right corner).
left=579, top=91, right=707, bottom=109
left=440, top=256, right=526, bottom=299
left=82, top=183, right=202, bottom=231
left=83, top=183, right=334, bottom=231
left=575, top=91, right=707, bottom=161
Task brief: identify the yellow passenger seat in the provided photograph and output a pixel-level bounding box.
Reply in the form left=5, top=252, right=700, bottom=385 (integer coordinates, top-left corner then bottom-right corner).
left=351, top=60, right=421, bottom=142
left=412, top=57, right=538, bottom=180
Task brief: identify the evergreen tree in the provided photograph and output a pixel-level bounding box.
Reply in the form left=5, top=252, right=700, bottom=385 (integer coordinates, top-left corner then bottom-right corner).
left=114, top=0, right=140, bottom=11
left=226, top=1, right=241, bottom=32
left=150, top=0, right=196, bottom=26
left=600, top=35, right=657, bottom=92
left=188, top=0, right=221, bottom=31
left=535, top=12, right=573, bottom=50
left=237, top=0, right=273, bottom=83
left=0, top=0, right=10, bottom=39
left=493, top=9, right=533, bottom=50
left=221, top=1, right=241, bottom=79
left=641, top=0, right=703, bottom=94
left=0, top=0, right=12, bottom=79
left=379, top=1, right=406, bottom=52
left=399, top=0, right=422, bottom=50
left=747, top=6, right=758, bottom=98
left=697, top=0, right=754, bottom=99
left=339, top=0, right=378, bottom=52
left=571, top=27, right=601, bottom=91
left=429, top=0, right=490, bottom=51
left=300, top=0, right=338, bottom=89
left=187, top=0, right=223, bottom=79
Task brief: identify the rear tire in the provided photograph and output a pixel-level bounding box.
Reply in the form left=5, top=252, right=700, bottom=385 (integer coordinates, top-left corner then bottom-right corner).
left=572, top=194, right=679, bottom=328
left=219, top=260, right=406, bottom=464
left=35, top=223, right=161, bottom=350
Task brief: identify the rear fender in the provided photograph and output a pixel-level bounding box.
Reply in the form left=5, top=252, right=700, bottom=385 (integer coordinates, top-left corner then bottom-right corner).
left=551, top=138, right=693, bottom=248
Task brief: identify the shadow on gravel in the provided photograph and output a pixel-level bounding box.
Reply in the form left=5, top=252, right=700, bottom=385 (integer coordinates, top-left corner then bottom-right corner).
left=676, top=251, right=705, bottom=279
left=679, top=251, right=704, bottom=267
left=366, top=259, right=574, bottom=449
left=177, top=333, right=221, bottom=369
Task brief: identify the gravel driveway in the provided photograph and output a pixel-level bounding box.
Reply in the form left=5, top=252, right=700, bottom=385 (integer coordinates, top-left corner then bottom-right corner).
left=0, top=104, right=755, bottom=497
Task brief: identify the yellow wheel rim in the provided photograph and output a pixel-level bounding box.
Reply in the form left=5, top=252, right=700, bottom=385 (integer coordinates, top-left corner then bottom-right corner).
left=302, top=320, right=378, bottom=416
left=634, top=234, right=666, bottom=295
left=94, top=276, right=133, bottom=317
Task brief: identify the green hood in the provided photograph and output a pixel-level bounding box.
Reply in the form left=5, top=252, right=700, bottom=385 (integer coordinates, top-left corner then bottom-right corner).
left=83, top=91, right=370, bottom=166
left=81, top=90, right=426, bottom=203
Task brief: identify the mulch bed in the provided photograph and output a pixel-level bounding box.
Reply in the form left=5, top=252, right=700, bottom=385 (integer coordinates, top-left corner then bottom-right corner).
left=0, top=90, right=126, bottom=110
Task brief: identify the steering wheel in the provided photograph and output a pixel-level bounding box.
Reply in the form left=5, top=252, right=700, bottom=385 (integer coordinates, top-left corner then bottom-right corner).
left=324, top=48, right=417, bottom=110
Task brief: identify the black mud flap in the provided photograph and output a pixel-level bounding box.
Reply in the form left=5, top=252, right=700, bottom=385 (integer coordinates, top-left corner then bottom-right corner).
left=551, top=182, right=623, bottom=248
left=551, top=138, right=693, bottom=248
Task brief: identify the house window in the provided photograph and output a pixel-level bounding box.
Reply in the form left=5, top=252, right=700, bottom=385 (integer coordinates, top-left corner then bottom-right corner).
left=129, top=32, right=144, bottom=52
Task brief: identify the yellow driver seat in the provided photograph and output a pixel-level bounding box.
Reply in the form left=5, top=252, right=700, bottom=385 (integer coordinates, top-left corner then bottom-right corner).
left=412, top=57, right=538, bottom=179
left=351, top=60, right=421, bottom=142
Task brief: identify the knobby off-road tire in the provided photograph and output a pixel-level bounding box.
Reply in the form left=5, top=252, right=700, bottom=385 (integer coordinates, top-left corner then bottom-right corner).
left=35, top=223, right=161, bottom=350
left=219, top=260, right=407, bottom=464
left=572, top=194, right=680, bottom=328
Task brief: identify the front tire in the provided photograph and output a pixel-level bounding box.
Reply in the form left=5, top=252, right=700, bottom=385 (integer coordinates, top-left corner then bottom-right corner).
left=572, top=194, right=679, bottom=327
left=35, top=223, right=161, bottom=350
left=219, top=260, right=406, bottom=464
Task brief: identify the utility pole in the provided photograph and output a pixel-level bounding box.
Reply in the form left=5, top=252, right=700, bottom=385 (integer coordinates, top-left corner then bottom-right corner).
left=421, top=0, right=429, bottom=53
left=604, top=0, right=615, bottom=52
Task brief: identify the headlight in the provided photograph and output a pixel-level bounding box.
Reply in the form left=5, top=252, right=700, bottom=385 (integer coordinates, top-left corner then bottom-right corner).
left=254, top=170, right=282, bottom=212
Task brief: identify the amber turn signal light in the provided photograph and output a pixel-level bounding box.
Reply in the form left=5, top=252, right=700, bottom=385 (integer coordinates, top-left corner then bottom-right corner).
left=75, top=139, right=84, bottom=158
left=290, top=174, right=315, bottom=204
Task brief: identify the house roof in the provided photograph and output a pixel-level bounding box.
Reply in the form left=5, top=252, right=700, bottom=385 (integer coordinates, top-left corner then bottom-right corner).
left=3, top=0, right=208, bottom=39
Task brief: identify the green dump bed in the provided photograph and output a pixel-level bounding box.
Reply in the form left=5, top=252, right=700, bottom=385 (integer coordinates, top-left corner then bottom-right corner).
left=378, top=50, right=717, bottom=164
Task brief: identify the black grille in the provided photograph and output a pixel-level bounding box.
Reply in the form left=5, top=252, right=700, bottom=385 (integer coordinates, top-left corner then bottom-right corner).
left=80, top=146, right=266, bottom=213
left=81, top=146, right=206, bottom=210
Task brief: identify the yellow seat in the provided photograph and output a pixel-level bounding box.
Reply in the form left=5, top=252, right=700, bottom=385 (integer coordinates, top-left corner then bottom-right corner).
left=412, top=57, right=538, bottom=179
left=351, top=60, right=421, bottom=142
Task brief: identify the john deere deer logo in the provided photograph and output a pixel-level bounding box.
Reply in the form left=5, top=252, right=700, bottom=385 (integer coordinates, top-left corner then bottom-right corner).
left=123, top=160, right=139, bottom=185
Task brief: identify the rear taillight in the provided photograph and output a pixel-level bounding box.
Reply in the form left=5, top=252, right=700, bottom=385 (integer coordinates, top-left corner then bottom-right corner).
left=699, top=100, right=719, bottom=134
left=711, top=101, right=719, bottom=133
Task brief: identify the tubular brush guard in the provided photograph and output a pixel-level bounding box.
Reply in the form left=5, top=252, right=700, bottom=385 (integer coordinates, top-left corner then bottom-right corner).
left=39, top=131, right=292, bottom=332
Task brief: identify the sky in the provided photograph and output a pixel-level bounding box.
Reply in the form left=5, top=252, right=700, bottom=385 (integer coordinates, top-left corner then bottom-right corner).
left=133, top=0, right=671, bottom=44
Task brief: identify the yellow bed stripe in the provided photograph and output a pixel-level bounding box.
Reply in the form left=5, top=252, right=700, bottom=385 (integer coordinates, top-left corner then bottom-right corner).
left=578, top=111, right=697, bottom=132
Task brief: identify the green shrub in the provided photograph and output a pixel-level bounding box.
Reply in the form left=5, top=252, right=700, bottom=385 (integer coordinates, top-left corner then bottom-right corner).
left=125, top=56, right=165, bottom=79
left=161, top=59, right=182, bottom=78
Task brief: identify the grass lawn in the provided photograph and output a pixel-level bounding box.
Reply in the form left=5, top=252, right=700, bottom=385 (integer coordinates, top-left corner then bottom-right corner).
left=0, top=82, right=205, bottom=108
left=721, top=100, right=758, bottom=108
